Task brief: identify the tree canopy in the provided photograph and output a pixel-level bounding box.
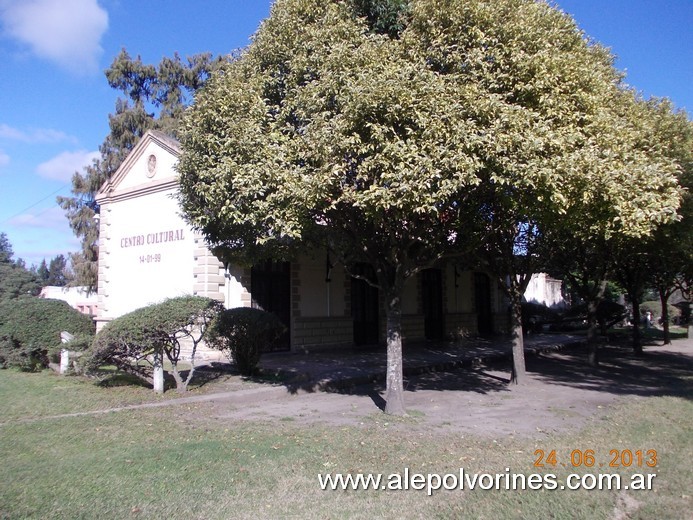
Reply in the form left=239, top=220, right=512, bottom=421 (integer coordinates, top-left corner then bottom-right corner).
left=177, top=0, right=682, bottom=413
left=0, top=232, right=40, bottom=303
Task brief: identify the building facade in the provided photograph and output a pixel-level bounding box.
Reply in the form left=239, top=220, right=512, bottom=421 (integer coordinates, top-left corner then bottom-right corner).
left=95, top=131, right=514, bottom=352
left=40, top=286, right=98, bottom=316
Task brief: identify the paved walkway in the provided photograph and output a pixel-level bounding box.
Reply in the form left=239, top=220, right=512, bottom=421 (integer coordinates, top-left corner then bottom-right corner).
left=259, top=333, right=584, bottom=392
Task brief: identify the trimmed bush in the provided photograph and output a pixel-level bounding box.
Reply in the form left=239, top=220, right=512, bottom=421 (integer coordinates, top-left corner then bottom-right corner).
left=0, top=297, right=94, bottom=371
left=640, top=300, right=680, bottom=324
left=521, top=302, right=559, bottom=334
left=86, top=296, right=223, bottom=392
left=207, top=307, right=286, bottom=376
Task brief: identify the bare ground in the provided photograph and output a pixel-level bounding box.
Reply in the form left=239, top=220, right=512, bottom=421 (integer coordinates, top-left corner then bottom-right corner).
left=201, top=338, right=693, bottom=438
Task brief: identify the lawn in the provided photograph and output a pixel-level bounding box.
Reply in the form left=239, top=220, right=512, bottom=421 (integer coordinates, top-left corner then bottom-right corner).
left=0, top=361, right=691, bottom=519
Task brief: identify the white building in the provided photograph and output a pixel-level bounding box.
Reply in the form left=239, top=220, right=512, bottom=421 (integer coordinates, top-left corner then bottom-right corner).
left=95, top=130, right=513, bottom=352
left=523, top=273, right=565, bottom=309
left=40, top=286, right=98, bottom=315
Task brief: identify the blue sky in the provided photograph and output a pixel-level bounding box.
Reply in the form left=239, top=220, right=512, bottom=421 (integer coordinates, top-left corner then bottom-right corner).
left=0, top=0, right=691, bottom=268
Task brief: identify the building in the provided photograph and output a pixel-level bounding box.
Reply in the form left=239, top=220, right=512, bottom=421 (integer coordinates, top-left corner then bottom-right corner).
left=523, top=273, right=565, bottom=309
left=95, top=130, right=515, bottom=352
left=40, top=286, right=98, bottom=316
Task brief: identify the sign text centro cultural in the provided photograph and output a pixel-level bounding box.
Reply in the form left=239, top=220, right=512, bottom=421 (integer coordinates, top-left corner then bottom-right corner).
left=120, top=229, right=185, bottom=248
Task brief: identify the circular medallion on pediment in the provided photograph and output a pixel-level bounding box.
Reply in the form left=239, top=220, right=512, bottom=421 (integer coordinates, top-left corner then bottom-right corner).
left=146, top=154, right=157, bottom=178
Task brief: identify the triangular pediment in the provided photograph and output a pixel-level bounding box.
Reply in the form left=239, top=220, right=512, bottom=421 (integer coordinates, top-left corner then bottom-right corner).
left=96, top=130, right=181, bottom=203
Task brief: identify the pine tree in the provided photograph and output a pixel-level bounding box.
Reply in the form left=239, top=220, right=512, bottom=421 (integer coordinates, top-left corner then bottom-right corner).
left=57, top=50, right=226, bottom=290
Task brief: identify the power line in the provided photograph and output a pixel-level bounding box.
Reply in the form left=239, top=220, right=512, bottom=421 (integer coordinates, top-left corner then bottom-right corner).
left=0, top=184, right=69, bottom=225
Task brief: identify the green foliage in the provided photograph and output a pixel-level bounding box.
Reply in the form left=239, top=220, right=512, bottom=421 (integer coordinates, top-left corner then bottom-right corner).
left=0, top=232, right=41, bottom=303
left=0, top=298, right=95, bottom=371
left=57, top=51, right=226, bottom=290
left=207, top=307, right=286, bottom=376
left=87, top=296, right=223, bottom=391
left=0, top=232, right=13, bottom=263
left=31, top=255, right=70, bottom=287
left=179, top=0, right=680, bottom=273
left=34, top=259, right=50, bottom=284
left=351, top=0, right=410, bottom=37
left=177, top=0, right=683, bottom=406
left=0, top=263, right=41, bottom=303
left=640, top=300, right=680, bottom=323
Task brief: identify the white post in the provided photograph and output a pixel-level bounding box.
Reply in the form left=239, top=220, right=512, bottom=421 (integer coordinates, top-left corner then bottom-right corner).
left=153, top=350, right=164, bottom=394
left=59, top=349, right=70, bottom=375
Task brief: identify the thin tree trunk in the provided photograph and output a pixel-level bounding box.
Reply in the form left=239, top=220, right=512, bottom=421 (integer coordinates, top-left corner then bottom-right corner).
left=586, top=280, right=607, bottom=367
left=632, top=298, right=643, bottom=355
left=170, top=361, right=187, bottom=393
left=509, top=290, right=526, bottom=384
left=384, top=288, right=405, bottom=416
left=586, top=299, right=600, bottom=367
left=659, top=288, right=671, bottom=345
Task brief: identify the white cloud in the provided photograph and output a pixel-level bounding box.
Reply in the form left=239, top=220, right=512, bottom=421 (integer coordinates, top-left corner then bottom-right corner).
left=36, top=149, right=99, bottom=181
left=8, top=206, right=68, bottom=230
left=0, top=149, right=9, bottom=167
left=0, top=123, right=76, bottom=143
left=0, top=0, right=108, bottom=76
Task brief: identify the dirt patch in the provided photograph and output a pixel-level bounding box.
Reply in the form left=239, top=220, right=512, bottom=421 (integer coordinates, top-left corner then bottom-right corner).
left=206, top=339, right=692, bottom=438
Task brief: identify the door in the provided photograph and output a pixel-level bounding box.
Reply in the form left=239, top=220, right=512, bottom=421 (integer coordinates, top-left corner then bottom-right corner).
left=422, top=268, right=444, bottom=340
left=251, top=260, right=291, bottom=351
left=351, top=264, right=379, bottom=346
left=474, top=272, right=494, bottom=335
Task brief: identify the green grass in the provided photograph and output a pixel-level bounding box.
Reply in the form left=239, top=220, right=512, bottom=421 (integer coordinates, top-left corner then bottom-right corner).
left=0, top=367, right=691, bottom=519
left=0, top=368, right=243, bottom=423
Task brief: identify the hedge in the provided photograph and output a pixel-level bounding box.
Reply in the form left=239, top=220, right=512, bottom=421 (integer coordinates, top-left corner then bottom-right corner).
left=0, top=297, right=95, bottom=371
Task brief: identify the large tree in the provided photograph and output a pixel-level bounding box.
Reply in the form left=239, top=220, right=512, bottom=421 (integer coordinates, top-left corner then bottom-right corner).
left=640, top=99, right=692, bottom=345
left=545, top=94, right=686, bottom=357
left=58, top=51, right=224, bottom=290
left=177, top=0, right=680, bottom=413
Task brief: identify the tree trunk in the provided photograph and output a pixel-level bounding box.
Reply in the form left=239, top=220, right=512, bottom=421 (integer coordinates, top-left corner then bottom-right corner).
left=632, top=298, right=643, bottom=355
left=658, top=288, right=671, bottom=345
left=170, top=362, right=185, bottom=393
left=384, top=288, right=406, bottom=416
left=509, top=290, right=526, bottom=384
left=586, top=280, right=606, bottom=367
left=586, top=298, right=600, bottom=367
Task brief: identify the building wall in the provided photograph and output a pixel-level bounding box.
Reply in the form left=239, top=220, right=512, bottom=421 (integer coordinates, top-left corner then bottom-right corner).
left=97, top=187, right=197, bottom=325
left=524, top=273, right=565, bottom=308
left=40, top=286, right=98, bottom=315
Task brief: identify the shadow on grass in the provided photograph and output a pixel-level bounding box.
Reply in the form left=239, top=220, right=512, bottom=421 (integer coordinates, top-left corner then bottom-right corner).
left=94, top=364, right=230, bottom=393
left=94, top=370, right=152, bottom=389
left=90, top=333, right=691, bottom=408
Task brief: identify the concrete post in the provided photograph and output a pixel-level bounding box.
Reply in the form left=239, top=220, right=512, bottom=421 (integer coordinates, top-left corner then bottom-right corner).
left=59, top=349, right=69, bottom=375
left=153, top=350, right=164, bottom=394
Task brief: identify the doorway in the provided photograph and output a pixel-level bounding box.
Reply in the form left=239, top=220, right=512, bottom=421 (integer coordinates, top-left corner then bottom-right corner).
left=474, top=272, right=494, bottom=335
left=251, top=260, right=291, bottom=351
left=422, top=268, right=444, bottom=340
left=351, top=264, right=380, bottom=346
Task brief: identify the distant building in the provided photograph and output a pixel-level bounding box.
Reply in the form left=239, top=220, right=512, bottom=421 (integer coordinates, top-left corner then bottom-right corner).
left=524, top=273, right=565, bottom=309
left=39, top=286, right=98, bottom=315
left=94, top=130, right=514, bottom=352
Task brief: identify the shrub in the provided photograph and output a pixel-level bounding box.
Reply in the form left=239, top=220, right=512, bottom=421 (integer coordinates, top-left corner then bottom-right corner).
left=87, top=296, right=223, bottom=392
left=640, top=300, right=680, bottom=324
left=0, top=297, right=95, bottom=371
left=207, top=307, right=286, bottom=376
left=521, top=302, right=559, bottom=334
